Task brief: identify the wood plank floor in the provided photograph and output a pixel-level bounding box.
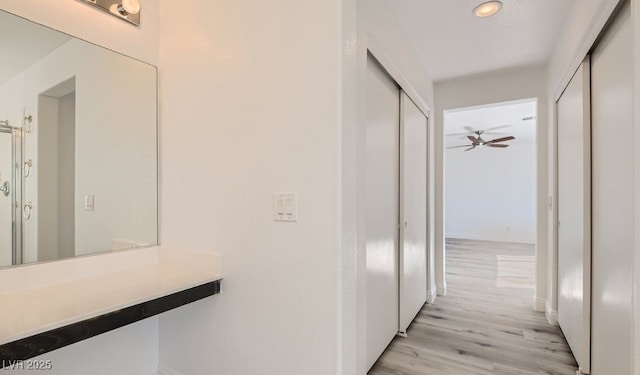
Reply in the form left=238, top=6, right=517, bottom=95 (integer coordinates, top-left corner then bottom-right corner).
left=369, top=238, right=578, bottom=375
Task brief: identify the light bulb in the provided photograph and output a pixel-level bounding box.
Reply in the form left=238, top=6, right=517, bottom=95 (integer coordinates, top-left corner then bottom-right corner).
left=118, top=0, right=140, bottom=15
left=473, top=1, right=502, bottom=18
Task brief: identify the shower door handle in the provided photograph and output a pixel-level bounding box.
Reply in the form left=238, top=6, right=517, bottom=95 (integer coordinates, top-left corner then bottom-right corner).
left=0, top=181, right=9, bottom=197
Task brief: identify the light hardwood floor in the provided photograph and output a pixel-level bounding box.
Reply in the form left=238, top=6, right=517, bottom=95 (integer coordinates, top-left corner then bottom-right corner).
left=369, top=238, right=578, bottom=375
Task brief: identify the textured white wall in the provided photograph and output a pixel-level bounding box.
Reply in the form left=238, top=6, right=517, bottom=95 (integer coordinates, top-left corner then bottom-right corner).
left=0, top=2, right=160, bottom=374
left=157, top=0, right=342, bottom=374
left=445, top=142, right=536, bottom=244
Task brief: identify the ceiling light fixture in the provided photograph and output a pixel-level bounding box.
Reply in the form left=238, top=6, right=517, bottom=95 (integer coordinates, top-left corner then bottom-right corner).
left=473, top=1, right=503, bottom=18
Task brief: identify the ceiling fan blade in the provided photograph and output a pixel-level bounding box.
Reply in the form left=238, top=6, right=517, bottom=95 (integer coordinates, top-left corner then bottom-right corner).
left=488, top=144, right=509, bottom=148
left=463, top=126, right=476, bottom=133
left=467, top=135, right=479, bottom=143
left=464, top=146, right=475, bottom=152
left=446, top=144, right=473, bottom=149
left=446, top=131, right=472, bottom=137
left=487, top=136, right=515, bottom=144
left=483, top=124, right=513, bottom=132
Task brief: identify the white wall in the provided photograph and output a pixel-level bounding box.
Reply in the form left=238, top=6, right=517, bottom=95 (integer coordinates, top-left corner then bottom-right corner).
left=445, top=142, right=536, bottom=244
left=435, top=65, right=548, bottom=309
left=0, top=2, right=160, bottom=374
left=157, top=0, right=342, bottom=374
left=157, top=0, right=435, bottom=374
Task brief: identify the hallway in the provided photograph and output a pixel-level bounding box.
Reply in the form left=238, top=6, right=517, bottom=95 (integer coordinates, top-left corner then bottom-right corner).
left=369, top=239, right=578, bottom=375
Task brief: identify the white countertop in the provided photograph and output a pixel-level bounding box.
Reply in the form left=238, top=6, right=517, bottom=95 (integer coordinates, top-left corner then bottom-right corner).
left=0, top=246, right=221, bottom=346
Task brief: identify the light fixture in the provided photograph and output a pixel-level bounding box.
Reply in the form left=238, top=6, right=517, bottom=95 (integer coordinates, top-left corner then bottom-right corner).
left=80, top=0, right=141, bottom=26
left=473, top=1, right=503, bottom=18
left=117, top=0, right=141, bottom=16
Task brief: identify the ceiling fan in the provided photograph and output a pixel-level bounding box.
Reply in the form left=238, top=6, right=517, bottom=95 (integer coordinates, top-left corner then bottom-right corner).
left=447, top=130, right=515, bottom=151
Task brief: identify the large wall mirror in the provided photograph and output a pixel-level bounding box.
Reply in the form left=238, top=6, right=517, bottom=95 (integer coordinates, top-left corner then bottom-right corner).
left=0, top=10, right=158, bottom=268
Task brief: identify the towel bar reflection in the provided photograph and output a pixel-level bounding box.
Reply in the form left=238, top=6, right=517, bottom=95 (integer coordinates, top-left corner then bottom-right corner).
left=24, top=159, right=32, bottom=178
left=24, top=202, right=32, bottom=221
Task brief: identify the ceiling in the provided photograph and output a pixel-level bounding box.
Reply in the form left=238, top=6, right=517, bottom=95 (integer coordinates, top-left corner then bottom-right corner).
left=388, top=0, right=574, bottom=81
left=444, top=99, right=537, bottom=148
left=0, top=11, right=71, bottom=86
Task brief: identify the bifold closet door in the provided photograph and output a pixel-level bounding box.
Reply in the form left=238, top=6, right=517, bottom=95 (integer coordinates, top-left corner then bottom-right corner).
left=556, top=58, right=591, bottom=374
left=399, top=92, right=428, bottom=333
left=0, top=131, right=12, bottom=267
left=365, top=55, right=400, bottom=370
left=590, top=1, right=633, bottom=374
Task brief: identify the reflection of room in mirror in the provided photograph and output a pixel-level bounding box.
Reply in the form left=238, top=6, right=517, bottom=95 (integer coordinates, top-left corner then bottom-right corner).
left=0, top=10, right=158, bottom=268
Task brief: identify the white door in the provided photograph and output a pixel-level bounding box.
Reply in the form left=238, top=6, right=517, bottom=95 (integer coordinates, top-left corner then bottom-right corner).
left=591, top=2, right=633, bottom=374
left=0, top=131, right=13, bottom=267
left=557, top=59, right=591, bottom=373
left=366, top=55, right=400, bottom=370
left=399, top=92, right=428, bottom=333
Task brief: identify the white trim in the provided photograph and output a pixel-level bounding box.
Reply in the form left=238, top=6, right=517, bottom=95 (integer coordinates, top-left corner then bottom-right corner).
left=436, top=285, right=447, bottom=297
left=633, top=1, right=640, bottom=373
left=546, top=305, right=559, bottom=326
left=157, top=365, right=184, bottom=375
left=552, top=0, right=621, bottom=101
left=367, top=33, right=431, bottom=117
left=427, top=286, right=437, bottom=304
left=533, top=296, right=546, bottom=312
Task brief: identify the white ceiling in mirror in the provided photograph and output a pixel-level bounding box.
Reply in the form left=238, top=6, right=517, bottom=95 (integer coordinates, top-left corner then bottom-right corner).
left=0, top=11, right=71, bottom=86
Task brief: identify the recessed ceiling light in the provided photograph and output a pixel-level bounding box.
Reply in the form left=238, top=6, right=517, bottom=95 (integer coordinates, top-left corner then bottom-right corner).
left=473, top=1, right=503, bottom=18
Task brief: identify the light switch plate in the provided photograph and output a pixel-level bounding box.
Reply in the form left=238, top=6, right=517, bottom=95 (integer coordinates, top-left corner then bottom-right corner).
left=84, top=194, right=95, bottom=211
left=273, top=193, right=297, bottom=222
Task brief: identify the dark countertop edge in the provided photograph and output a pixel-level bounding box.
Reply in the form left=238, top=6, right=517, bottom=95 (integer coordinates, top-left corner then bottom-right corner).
left=0, top=279, right=221, bottom=366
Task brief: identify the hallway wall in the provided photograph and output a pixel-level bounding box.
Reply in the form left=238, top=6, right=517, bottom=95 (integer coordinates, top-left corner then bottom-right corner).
left=157, top=0, right=344, bottom=374
left=434, top=65, right=548, bottom=309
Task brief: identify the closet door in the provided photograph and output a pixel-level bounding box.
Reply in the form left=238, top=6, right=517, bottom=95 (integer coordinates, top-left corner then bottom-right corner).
left=556, top=59, right=590, bottom=373
left=399, top=91, right=428, bottom=333
left=365, top=55, right=400, bottom=370
left=591, top=2, right=633, bottom=374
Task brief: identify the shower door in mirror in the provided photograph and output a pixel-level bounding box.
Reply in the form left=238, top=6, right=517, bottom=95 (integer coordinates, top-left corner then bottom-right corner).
left=0, top=123, right=22, bottom=267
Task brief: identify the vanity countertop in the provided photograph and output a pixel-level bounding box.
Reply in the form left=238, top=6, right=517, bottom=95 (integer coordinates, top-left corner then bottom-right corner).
left=0, top=246, right=221, bottom=361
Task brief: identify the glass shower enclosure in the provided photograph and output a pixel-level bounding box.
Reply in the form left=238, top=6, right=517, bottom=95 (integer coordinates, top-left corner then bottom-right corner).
left=0, top=118, right=23, bottom=267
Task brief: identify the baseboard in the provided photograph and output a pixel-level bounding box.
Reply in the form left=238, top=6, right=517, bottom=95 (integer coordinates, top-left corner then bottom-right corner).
left=545, top=305, right=559, bottom=326
left=427, top=287, right=437, bottom=304
left=436, top=285, right=447, bottom=296
left=158, top=366, right=184, bottom=375
left=533, top=296, right=546, bottom=312
left=576, top=368, right=589, bottom=375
